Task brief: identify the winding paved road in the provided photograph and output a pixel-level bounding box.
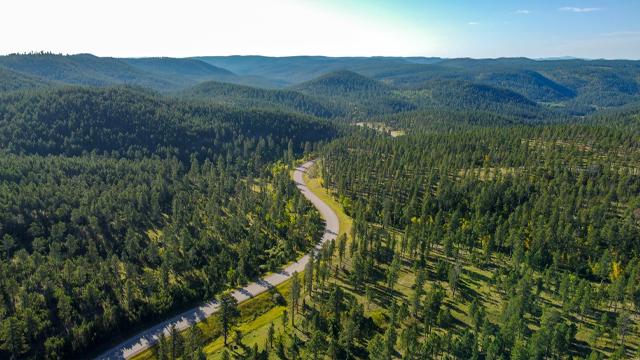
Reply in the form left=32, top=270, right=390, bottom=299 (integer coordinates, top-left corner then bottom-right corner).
left=95, top=160, right=338, bottom=359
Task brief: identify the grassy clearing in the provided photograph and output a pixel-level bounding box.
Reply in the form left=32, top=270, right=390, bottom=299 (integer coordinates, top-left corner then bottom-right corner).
left=131, top=279, right=293, bottom=360
left=201, top=279, right=293, bottom=359
left=355, top=122, right=406, bottom=138
left=457, top=166, right=520, bottom=181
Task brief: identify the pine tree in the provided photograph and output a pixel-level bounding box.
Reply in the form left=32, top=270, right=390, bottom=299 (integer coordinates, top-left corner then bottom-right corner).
left=304, top=257, right=314, bottom=295
left=219, top=293, right=239, bottom=346
left=282, top=309, right=289, bottom=333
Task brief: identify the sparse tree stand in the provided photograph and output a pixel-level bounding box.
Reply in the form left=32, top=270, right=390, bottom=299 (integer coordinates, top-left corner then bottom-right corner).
left=218, top=293, right=239, bottom=347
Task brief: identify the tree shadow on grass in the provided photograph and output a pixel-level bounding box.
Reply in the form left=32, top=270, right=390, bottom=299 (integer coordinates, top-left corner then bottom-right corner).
left=571, top=337, right=597, bottom=359
left=465, top=267, right=493, bottom=285
left=453, top=279, right=480, bottom=303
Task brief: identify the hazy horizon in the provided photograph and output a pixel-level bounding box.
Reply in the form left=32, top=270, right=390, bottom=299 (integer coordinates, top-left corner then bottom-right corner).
left=2, top=0, right=639, bottom=59
left=3, top=53, right=638, bottom=62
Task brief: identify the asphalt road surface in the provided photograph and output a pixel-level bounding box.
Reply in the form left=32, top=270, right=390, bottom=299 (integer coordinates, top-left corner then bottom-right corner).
left=95, top=159, right=338, bottom=359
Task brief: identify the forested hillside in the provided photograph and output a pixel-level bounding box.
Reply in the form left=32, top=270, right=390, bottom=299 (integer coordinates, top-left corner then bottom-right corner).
left=371, top=58, right=640, bottom=114
left=2, top=53, right=640, bottom=360
left=0, top=87, right=336, bottom=358
left=184, top=81, right=342, bottom=118
left=292, top=70, right=416, bottom=118
left=0, top=53, right=176, bottom=90
left=194, top=56, right=438, bottom=85
left=0, top=54, right=281, bottom=91
left=2, top=54, right=640, bottom=122
left=0, top=87, right=334, bottom=161
left=0, top=67, right=49, bottom=92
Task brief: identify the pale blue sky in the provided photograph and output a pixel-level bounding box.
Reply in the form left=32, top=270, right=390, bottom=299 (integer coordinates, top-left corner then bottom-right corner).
left=1, top=0, right=638, bottom=58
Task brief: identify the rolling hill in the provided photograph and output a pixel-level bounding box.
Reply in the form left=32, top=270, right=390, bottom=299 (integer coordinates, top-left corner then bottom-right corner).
left=292, top=69, right=392, bottom=96
left=195, top=55, right=443, bottom=85
left=292, top=70, right=416, bottom=117
left=2, top=54, right=638, bottom=118
left=184, top=80, right=341, bottom=117
left=0, top=53, right=175, bottom=89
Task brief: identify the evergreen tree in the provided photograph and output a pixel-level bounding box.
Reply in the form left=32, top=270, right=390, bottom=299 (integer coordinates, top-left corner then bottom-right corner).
left=219, top=293, right=240, bottom=347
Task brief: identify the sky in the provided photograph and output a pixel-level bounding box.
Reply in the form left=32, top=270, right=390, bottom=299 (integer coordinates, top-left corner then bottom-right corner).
left=1, top=0, right=639, bottom=59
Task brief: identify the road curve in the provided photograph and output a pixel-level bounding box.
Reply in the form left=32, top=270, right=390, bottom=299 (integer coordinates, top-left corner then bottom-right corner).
left=95, top=160, right=338, bottom=359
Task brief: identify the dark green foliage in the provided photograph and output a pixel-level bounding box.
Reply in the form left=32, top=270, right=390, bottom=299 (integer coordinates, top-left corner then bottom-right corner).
left=293, top=70, right=417, bottom=118
left=0, top=53, right=175, bottom=89
left=4, top=54, right=640, bottom=120
left=2, top=53, right=640, bottom=360
left=0, top=86, right=335, bottom=358
left=0, top=87, right=335, bottom=161
left=293, top=70, right=391, bottom=96
left=379, top=58, right=640, bottom=114
left=184, top=80, right=341, bottom=118
left=0, top=67, right=49, bottom=92
left=219, top=294, right=240, bottom=347
left=323, top=126, right=640, bottom=264
left=404, top=79, right=547, bottom=120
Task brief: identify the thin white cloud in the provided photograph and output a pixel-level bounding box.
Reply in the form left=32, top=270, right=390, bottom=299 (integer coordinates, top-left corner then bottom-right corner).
left=515, top=10, right=532, bottom=15
left=468, top=22, right=480, bottom=25
left=559, top=7, right=603, bottom=13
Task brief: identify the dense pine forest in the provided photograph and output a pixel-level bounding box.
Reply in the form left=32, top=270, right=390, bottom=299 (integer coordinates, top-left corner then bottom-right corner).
left=0, top=86, right=334, bottom=358
left=0, top=54, right=639, bottom=359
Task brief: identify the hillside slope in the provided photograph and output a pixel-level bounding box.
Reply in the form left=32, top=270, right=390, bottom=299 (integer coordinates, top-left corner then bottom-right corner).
left=184, top=80, right=341, bottom=117
left=292, top=70, right=416, bottom=117
left=0, top=66, right=50, bottom=92
left=0, top=53, right=176, bottom=89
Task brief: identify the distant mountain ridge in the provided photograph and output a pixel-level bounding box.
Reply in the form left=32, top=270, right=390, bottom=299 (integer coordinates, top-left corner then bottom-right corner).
left=0, top=53, right=175, bottom=89
left=194, top=55, right=443, bottom=84
left=1, top=53, right=639, bottom=117
left=0, top=54, right=285, bottom=91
